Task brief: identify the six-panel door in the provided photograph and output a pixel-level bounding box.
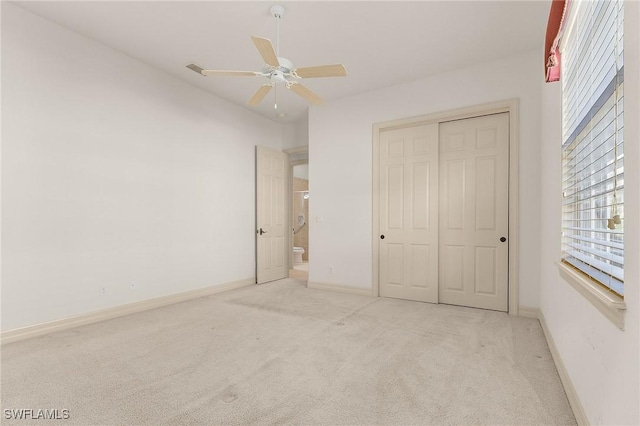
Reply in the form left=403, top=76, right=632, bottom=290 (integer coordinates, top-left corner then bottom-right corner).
left=379, top=124, right=439, bottom=303
left=438, top=113, right=509, bottom=311
left=256, top=145, right=288, bottom=284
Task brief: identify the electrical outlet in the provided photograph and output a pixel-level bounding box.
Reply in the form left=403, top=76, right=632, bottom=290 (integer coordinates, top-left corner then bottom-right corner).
left=130, top=281, right=137, bottom=290
left=99, top=286, right=107, bottom=296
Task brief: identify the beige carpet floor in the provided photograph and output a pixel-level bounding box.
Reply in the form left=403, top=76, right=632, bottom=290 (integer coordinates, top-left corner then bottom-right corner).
left=1, top=278, right=575, bottom=425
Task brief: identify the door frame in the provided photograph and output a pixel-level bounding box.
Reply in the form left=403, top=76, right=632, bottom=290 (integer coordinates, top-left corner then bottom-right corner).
left=285, top=146, right=309, bottom=270
left=371, top=99, right=520, bottom=316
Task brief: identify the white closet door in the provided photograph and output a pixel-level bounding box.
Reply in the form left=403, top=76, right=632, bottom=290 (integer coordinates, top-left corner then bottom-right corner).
left=438, top=113, right=509, bottom=312
left=256, top=146, right=288, bottom=284
left=379, top=124, right=439, bottom=303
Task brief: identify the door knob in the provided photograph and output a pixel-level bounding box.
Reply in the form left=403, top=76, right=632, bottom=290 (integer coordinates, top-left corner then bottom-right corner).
left=500, top=237, right=507, bottom=242
left=380, top=235, right=385, bottom=239
left=258, top=228, right=267, bottom=235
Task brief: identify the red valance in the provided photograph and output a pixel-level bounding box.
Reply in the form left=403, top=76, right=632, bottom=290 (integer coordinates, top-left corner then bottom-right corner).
left=545, top=0, right=569, bottom=82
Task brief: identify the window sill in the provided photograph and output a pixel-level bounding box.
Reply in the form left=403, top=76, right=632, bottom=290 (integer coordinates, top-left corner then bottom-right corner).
left=556, top=261, right=626, bottom=330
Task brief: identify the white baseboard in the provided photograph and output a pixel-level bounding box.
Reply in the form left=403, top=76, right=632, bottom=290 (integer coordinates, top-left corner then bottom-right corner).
left=539, top=311, right=589, bottom=426
left=1, top=277, right=255, bottom=345
left=307, top=281, right=373, bottom=297
left=517, top=305, right=540, bottom=319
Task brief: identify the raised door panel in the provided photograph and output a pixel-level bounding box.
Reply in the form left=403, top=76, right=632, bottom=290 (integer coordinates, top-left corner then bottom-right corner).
left=442, top=245, right=465, bottom=292
left=474, top=246, right=497, bottom=295
left=387, top=165, right=404, bottom=230
left=443, top=159, right=466, bottom=231
left=409, top=244, right=430, bottom=288
left=386, top=243, right=404, bottom=286
left=411, top=162, right=430, bottom=230
left=475, top=157, right=497, bottom=231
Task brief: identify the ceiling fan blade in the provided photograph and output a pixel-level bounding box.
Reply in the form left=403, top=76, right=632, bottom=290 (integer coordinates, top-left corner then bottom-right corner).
left=251, top=36, right=280, bottom=68
left=248, top=84, right=273, bottom=106
left=293, top=64, right=347, bottom=78
left=201, top=70, right=261, bottom=77
left=288, top=83, right=324, bottom=105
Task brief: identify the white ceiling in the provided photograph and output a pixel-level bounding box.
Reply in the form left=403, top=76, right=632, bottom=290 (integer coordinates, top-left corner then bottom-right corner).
left=13, top=1, right=549, bottom=123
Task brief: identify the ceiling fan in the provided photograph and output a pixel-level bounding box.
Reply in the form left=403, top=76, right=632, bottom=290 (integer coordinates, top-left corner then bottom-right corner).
left=186, top=5, right=347, bottom=108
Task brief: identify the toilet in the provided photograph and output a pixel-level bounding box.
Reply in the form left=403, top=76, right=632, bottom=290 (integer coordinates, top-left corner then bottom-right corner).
left=293, top=247, right=305, bottom=264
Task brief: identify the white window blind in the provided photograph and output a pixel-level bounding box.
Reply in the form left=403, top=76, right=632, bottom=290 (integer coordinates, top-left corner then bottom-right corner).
left=561, top=0, right=624, bottom=296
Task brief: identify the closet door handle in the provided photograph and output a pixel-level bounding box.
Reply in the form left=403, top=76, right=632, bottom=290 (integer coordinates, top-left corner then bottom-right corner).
left=500, top=236, right=507, bottom=242
left=380, top=235, right=385, bottom=240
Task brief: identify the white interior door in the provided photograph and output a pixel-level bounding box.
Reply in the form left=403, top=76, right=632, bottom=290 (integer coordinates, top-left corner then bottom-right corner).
left=379, top=124, right=439, bottom=303
left=438, top=113, right=509, bottom=311
left=256, top=146, right=288, bottom=284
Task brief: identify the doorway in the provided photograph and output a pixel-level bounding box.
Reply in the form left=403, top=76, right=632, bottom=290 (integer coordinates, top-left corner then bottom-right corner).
left=290, top=163, right=309, bottom=280
left=372, top=100, right=520, bottom=314
left=255, top=145, right=308, bottom=284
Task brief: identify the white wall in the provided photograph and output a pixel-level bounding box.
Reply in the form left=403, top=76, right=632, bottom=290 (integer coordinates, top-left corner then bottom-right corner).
left=282, top=112, right=309, bottom=150
left=293, top=165, right=309, bottom=181
left=538, top=2, right=640, bottom=424
left=309, top=50, right=542, bottom=309
left=1, top=4, right=284, bottom=331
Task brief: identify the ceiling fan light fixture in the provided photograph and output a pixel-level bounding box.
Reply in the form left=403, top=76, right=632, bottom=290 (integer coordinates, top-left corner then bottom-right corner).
left=270, top=69, right=287, bottom=83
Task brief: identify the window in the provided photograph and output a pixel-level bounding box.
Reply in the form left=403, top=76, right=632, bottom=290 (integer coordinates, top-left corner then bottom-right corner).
left=561, top=0, right=624, bottom=297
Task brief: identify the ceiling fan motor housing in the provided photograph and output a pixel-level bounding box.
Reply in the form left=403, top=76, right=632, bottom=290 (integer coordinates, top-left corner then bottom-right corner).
left=263, top=57, right=294, bottom=83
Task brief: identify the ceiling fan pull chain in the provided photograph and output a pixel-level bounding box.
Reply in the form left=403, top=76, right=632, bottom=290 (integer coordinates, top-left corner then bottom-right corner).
left=276, top=12, right=280, bottom=57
